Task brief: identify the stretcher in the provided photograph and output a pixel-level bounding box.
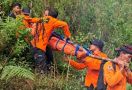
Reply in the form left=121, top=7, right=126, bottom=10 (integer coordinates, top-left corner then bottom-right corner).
left=48, top=32, right=92, bottom=58
left=30, top=23, right=91, bottom=58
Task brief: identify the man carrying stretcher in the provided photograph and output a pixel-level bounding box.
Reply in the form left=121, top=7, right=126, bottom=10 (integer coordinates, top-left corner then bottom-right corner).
left=31, top=7, right=71, bottom=73
left=103, top=45, right=132, bottom=90
left=64, top=39, right=108, bottom=90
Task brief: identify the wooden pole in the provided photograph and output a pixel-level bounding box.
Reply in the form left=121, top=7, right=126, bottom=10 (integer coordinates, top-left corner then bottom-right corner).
left=88, top=54, right=129, bottom=67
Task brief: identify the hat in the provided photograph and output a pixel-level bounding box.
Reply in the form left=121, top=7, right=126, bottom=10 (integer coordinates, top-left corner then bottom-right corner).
left=90, top=39, right=104, bottom=51
left=22, top=8, right=30, bottom=15
left=115, top=45, right=132, bottom=54
left=11, top=3, right=21, bottom=9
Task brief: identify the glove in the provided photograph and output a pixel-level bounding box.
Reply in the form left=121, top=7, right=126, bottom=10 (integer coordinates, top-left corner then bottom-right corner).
left=66, top=38, right=70, bottom=43
left=85, top=48, right=92, bottom=56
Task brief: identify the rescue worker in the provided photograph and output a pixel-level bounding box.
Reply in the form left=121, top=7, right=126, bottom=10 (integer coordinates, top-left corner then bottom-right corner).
left=64, top=39, right=107, bottom=90
left=9, top=2, right=22, bottom=18
left=103, top=45, right=132, bottom=90
left=22, top=8, right=54, bottom=72
left=31, top=7, right=71, bottom=73
left=9, top=2, right=40, bottom=27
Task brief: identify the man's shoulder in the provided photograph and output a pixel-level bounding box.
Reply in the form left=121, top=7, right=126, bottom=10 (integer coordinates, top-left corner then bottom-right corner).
left=44, top=16, right=56, bottom=20
left=104, top=61, right=115, bottom=71
left=44, top=16, right=59, bottom=23
left=99, top=52, right=108, bottom=58
left=104, top=61, right=112, bottom=66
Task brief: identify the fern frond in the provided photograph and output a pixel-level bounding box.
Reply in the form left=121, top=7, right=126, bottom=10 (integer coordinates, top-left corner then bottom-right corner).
left=0, top=65, right=35, bottom=81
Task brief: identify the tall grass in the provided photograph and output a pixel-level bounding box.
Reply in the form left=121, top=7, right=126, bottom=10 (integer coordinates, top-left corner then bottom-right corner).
left=0, top=0, right=132, bottom=89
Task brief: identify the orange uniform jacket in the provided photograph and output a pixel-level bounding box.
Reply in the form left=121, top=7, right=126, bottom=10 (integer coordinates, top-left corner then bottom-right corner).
left=16, top=15, right=40, bottom=43
left=103, top=61, right=132, bottom=90
left=16, top=14, right=40, bottom=28
left=31, top=16, right=71, bottom=52
left=23, top=15, right=40, bottom=28
left=69, top=51, right=107, bottom=87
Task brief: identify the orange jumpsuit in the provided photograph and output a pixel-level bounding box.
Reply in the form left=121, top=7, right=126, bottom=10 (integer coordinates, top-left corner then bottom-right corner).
left=69, top=51, right=107, bottom=88
left=103, top=61, right=132, bottom=90
left=31, top=16, right=71, bottom=52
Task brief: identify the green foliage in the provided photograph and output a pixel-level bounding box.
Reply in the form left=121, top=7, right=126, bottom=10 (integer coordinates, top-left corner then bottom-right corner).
left=127, top=84, right=132, bottom=90
left=12, top=39, right=29, bottom=56
left=12, top=28, right=32, bottom=56
left=35, top=71, right=85, bottom=90
left=0, top=17, right=21, bottom=51
left=0, top=15, right=32, bottom=56
left=17, top=28, right=32, bottom=39
left=0, top=16, right=34, bottom=89
left=0, top=65, right=35, bottom=81
left=0, top=0, right=132, bottom=89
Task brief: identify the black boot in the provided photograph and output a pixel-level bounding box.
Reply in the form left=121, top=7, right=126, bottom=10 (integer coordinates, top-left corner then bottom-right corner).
left=33, top=48, right=46, bottom=74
